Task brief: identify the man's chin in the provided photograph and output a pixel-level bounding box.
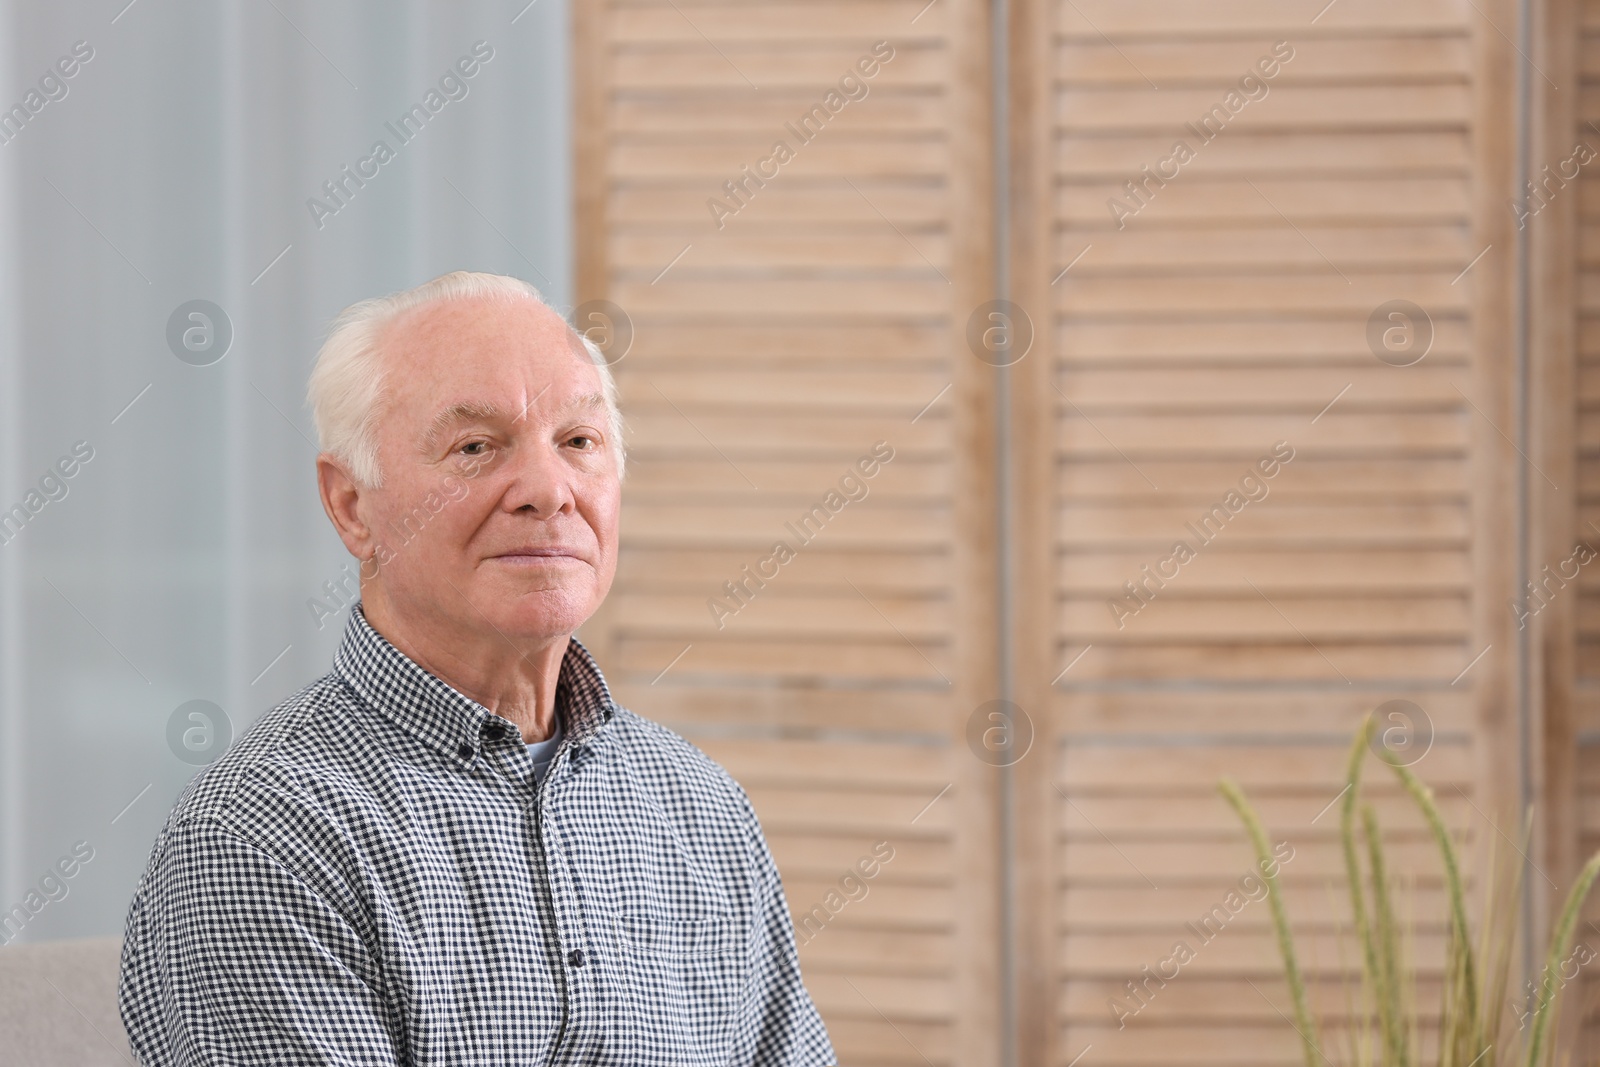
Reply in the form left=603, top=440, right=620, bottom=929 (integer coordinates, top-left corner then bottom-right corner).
left=482, top=586, right=595, bottom=640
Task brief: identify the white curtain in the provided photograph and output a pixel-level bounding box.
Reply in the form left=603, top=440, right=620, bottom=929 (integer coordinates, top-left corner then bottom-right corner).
left=0, top=0, right=571, bottom=941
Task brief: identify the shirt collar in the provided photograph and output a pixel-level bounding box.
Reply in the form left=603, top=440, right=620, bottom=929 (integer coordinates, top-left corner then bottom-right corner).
left=333, top=602, right=618, bottom=765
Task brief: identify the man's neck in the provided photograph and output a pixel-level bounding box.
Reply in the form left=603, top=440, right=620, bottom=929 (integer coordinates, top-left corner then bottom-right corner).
left=359, top=590, right=567, bottom=743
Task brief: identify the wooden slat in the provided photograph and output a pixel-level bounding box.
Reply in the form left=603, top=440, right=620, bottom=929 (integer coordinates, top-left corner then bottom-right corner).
left=1057, top=459, right=1469, bottom=497
left=1060, top=976, right=1449, bottom=1022
left=1057, top=178, right=1471, bottom=226
left=615, top=634, right=954, bottom=682
left=1053, top=38, right=1470, bottom=84
left=1062, top=595, right=1469, bottom=640
left=1057, top=366, right=1464, bottom=405
left=1057, top=132, right=1472, bottom=178
left=1054, top=412, right=1467, bottom=453
left=1052, top=0, right=1464, bottom=36
left=623, top=322, right=949, bottom=362
left=610, top=2, right=947, bottom=43
left=1057, top=503, right=1468, bottom=541
left=1055, top=318, right=1472, bottom=361
left=612, top=44, right=946, bottom=90
left=612, top=184, right=949, bottom=226
left=1051, top=689, right=1477, bottom=737
left=1054, top=642, right=1471, bottom=682
left=1056, top=86, right=1472, bottom=131
left=618, top=505, right=950, bottom=548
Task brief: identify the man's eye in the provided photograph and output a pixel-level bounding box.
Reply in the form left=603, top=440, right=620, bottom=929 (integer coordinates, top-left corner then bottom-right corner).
left=568, top=435, right=595, bottom=450
left=459, top=442, right=488, bottom=456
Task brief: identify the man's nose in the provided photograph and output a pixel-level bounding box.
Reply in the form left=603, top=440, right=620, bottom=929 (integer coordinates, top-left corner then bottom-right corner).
left=502, top=441, right=575, bottom=516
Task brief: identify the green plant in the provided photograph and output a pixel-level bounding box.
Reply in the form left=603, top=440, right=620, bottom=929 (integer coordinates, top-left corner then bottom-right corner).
left=1219, top=715, right=1600, bottom=1067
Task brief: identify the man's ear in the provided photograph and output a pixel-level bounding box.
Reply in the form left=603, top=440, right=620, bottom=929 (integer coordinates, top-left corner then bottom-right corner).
left=317, top=453, right=378, bottom=559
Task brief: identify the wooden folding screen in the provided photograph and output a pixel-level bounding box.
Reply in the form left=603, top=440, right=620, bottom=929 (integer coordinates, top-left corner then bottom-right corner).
left=574, top=1, right=1002, bottom=1063
left=1009, top=1, right=1520, bottom=1064
left=578, top=0, right=1529, bottom=1063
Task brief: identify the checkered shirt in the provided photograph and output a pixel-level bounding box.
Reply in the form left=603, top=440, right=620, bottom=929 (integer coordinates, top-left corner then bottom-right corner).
left=118, top=604, right=835, bottom=1066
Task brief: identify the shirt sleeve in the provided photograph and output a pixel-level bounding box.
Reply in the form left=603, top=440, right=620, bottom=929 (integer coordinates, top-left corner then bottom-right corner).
left=733, top=785, right=838, bottom=1067
left=119, top=817, right=403, bottom=1067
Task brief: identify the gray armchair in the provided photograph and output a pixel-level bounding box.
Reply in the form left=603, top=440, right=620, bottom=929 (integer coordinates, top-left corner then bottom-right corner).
left=0, top=938, right=131, bottom=1066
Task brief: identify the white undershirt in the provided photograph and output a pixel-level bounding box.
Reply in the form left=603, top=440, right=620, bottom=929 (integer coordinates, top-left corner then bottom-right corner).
left=526, top=712, right=565, bottom=785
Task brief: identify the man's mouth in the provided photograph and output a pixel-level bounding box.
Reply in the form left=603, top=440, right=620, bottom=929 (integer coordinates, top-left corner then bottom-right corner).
left=490, top=548, right=582, bottom=563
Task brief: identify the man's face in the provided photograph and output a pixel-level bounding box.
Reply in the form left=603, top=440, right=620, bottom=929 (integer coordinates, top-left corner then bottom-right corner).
left=350, top=295, right=620, bottom=643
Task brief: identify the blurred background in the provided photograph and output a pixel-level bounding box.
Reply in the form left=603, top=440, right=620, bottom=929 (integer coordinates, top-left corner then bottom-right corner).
left=1, top=0, right=1591, bottom=1065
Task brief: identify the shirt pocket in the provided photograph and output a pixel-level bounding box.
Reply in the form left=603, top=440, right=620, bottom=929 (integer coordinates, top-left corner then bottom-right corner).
left=611, top=911, right=745, bottom=1065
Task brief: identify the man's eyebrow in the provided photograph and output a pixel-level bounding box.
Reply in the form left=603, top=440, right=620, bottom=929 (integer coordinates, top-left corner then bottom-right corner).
left=558, top=392, right=607, bottom=419
left=416, top=400, right=508, bottom=453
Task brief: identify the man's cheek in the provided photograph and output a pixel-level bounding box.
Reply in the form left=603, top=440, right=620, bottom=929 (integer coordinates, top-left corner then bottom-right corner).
left=591, top=489, right=624, bottom=587
left=594, top=482, right=623, bottom=549
left=435, top=504, right=489, bottom=553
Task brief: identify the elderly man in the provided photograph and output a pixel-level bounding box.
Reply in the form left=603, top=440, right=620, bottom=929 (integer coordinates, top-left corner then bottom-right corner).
left=118, top=272, right=835, bottom=1066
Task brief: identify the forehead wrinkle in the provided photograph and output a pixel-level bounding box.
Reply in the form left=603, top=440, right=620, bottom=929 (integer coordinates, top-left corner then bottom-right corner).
left=519, top=389, right=606, bottom=426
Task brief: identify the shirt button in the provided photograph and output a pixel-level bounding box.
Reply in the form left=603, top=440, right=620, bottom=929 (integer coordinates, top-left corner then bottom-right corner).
left=456, top=743, right=474, bottom=760
left=567, top=949, right=586, bottom=968
left=485, top=723, right=508, bottom=742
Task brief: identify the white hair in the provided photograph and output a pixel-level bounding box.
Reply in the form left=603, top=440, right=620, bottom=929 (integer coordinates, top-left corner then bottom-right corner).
left=306, top=271, right=625, bottom=489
